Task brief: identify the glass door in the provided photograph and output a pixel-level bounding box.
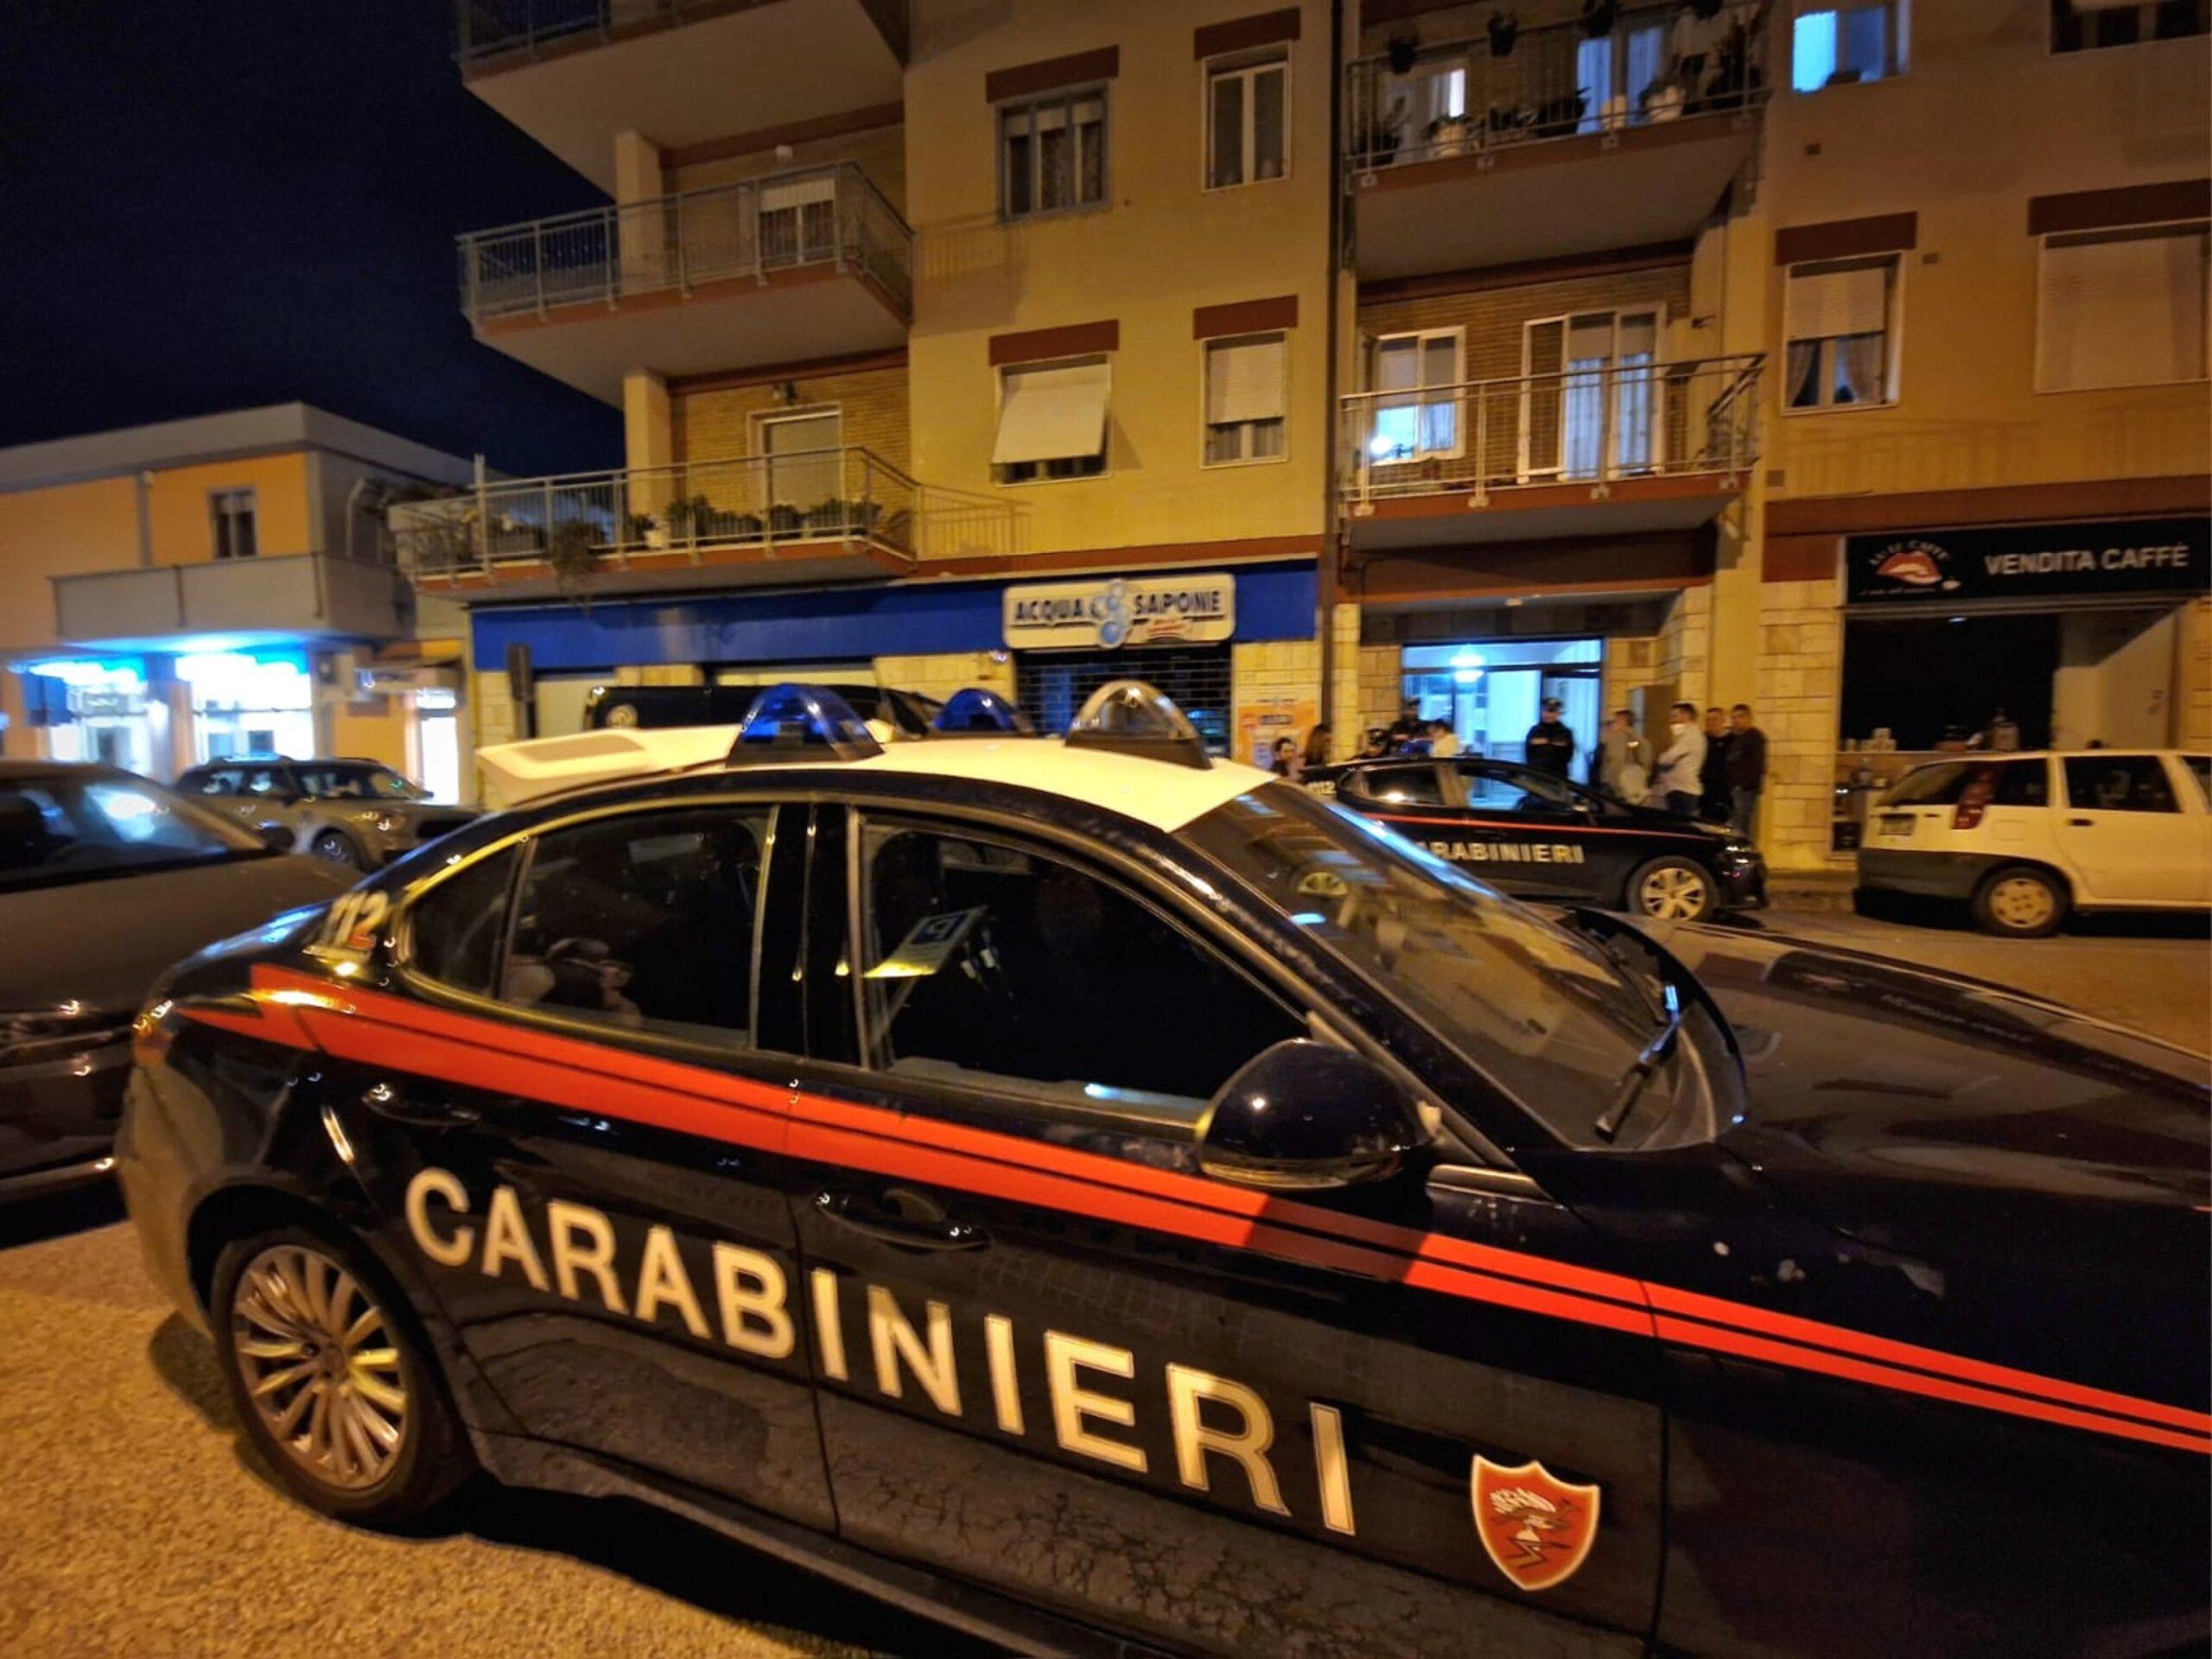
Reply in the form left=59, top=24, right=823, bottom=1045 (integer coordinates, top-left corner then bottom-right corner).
left=760, top=409, right=842, bottom=522
left=1522, top=310, right=1664, bottom=481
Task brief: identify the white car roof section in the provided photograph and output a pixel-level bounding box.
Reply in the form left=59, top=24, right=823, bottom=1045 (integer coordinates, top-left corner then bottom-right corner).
left=844, top=740, right=1273, bottom=834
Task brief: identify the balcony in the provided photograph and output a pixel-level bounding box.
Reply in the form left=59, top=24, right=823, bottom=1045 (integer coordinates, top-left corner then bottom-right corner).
left=1344, top=3, right=1767, bottom=277
left=396, top=446, right=1021, bottom=601
left=1338, top=354, right=1762, bottom=549
left=456, top=1, right=906, bottom=193
left=52, top=553, right=415, bottom=650
left=459, top=163, right=912, bottom=404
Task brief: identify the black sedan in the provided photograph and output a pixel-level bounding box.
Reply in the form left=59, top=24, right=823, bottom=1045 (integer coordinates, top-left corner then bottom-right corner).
left=0, top=760, right=353, bottom=1198
left=117, top=686, right=2204, bottom=1657
left=1306, top=754, right=1766, bottom=921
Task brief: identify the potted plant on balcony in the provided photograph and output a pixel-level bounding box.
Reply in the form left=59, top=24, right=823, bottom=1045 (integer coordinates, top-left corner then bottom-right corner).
left=546, top=518, right=600, bottom=597
left=1580, top=0, right=1618, bottom=39
left=767, top=503, right=804, bottom=538
left=1386, top=29, right=1420, bottom=74
left=1486, top=11, right=1520, bottom=57
left=1427, top=113, right=1472, bottom=156
left=624, top=512, right=660, bottom=550
left=728, top=511, right=765, bottom=541
left=805, top=498, right=854, bottom=536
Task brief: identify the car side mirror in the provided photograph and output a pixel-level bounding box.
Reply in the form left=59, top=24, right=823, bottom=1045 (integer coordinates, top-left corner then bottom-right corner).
left=254, top=823, right=293, bottom=851
left=1197, top=1039, right=1430, bottom=1192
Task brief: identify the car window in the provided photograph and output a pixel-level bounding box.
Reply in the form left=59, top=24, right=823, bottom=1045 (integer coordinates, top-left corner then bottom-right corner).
left=498, top=808, right=770, bottom=1043
left=2184, top=755, right=2209, bottom=807
left=1355, top=764, right=1446, bottom=806
left=1884, top=762, right=1972, bottom=805
left=1460, top=764, right=1574, bottom=813
left=240, top=766, right=289, bottom=798
left=2064, top=756, right=2177, bottom=813
left=297, top=765, right=417, bottom=801
left=404, top=845, right=522, bottom=999
left=1987, top=760, right=2049, bottom=808
left=0, top=775, right=263, bottom=890
left=857, top=821, right=1303, bottom=1113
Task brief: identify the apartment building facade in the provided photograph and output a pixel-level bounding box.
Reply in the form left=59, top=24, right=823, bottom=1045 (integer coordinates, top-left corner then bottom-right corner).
left=0, top=405, right=479, bottom=797
left=439, top=0, right=2209, bottom=869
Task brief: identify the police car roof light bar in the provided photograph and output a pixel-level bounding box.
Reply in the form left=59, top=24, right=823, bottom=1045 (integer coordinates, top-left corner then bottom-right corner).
left=933, top=686, right=1036, bottom=737
left=727, top=683, right=884, bottom=765
left=1063, top=680, right=1212, bottom=771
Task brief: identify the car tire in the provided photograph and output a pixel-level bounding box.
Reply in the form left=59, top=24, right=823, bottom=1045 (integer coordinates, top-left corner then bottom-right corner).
left=310, top=830, right=365, bottom=868
left=1627, top=856, right=1716, bottom=923
left=1970, top=865, right=2068, bottom=938
left=211, top=1222, right=474, bottom=1528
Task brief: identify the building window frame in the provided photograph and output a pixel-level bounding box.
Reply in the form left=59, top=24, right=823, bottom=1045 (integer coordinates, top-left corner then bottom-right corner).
left=998, top=85, right=1110, bottom=223
left=993, top=354, right=1112, bottom=486
left=2049, top=0, right=2208, bottom=54
left=1789, top=2, right=1908, bottom=93
left=1366, top=327, right=1466, bottom=461
left=1203, top=49, right=1292, bottom=192
left=2031, top=219, right=2211, bottom=394
left=209, top=487, right=259, bottom=560
left=1202, top=331, right=1291, bottom=468
left=1783, top=253, right=1904, bottom=414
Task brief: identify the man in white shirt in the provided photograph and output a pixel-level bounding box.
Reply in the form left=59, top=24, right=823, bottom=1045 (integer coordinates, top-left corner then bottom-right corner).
left=1654, top=701, right=1707, bottom=817
left=1427, top=720, right=1462, bottom=759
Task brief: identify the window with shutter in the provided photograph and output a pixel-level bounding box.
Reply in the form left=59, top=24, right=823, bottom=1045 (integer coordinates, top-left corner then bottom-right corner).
left=994, top=358, right=1112, bottom=483
left=2036, top=223, right=2209, bottom=392
left=1204, top=333, right=1287, bottom=465
left=1366, top=329, right=1462, bottom=462
left=1784, top=255, right=1899, bottom=409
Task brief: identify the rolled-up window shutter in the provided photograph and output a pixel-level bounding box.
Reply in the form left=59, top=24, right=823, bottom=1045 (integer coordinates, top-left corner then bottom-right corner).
left=1787, top=262, right=1889, bottom=340
left=2038, top=226, right=2209, bottom=391
left=760, top=169, right=837, bottom=213
left=1207, top=336, right=1286, bottom=424
left=993, top=360, right=1112, bottom=464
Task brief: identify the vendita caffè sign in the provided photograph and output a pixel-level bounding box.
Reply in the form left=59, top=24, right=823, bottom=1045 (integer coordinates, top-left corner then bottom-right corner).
left=1846, top=516, right=2205, bottom=606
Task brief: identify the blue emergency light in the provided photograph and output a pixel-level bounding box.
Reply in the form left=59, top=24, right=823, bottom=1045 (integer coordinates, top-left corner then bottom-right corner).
left=727, top=683, right=883, bottom=764
left=933, top=687, right=1035, bottom=735
left=1063, top=680, right=1212, bottom=770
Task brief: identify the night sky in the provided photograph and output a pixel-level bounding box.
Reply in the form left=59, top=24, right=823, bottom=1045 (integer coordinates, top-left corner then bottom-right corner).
left=0, top=0, right=621, bottom=475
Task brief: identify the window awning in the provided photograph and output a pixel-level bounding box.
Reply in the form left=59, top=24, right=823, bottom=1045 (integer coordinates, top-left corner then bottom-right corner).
left=992, top=360, right=1111, bottom=466
left=1206, top=336, right=1286, bottom=425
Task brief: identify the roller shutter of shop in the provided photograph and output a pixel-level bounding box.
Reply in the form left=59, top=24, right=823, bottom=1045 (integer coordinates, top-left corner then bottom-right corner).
left=1017, top=644, right=1233, bottom=755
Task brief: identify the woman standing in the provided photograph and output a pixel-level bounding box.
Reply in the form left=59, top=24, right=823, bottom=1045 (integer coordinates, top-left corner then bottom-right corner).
left=1301, top=722, right=1333, bottom=772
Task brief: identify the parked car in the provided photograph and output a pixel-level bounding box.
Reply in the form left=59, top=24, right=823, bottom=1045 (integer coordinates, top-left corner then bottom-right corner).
left=175, top=757, right=478, bottom=869
left=0, top=760, right=353, bottom=1198
left=1304, top=753, right=1767, bottom=921
left=120, top=685, right=2205, bottom=1656
left=1856, top=749, right=2210, bottom=936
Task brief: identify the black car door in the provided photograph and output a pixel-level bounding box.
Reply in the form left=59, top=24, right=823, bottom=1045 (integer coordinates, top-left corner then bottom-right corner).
left=1453, top=760, right=1607, bottom=901
left=780, top=804, right=1663, bottom=1656
left=337, top=799, right=836, bottom=1529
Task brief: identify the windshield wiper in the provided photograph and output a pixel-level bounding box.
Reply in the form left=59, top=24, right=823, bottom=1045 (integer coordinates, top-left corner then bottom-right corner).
left=1593, top=980, right=1682, bottom=1144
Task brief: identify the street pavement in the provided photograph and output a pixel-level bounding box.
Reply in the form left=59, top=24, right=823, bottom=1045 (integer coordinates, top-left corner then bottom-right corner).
left=0, top=906, right=2202, bottom=1659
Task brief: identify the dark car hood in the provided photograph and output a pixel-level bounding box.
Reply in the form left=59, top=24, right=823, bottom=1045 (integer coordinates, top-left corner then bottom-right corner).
left=0, top=855, right=353, bottom=1014
left=1637, top=921, right=2209, bottom=1276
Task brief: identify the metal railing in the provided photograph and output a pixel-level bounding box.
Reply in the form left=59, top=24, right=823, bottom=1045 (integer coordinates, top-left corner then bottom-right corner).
left=457, top=162, right=914, bottom=326
left=1344, top=2, right=1767, bottom=173
left=1338, top=354, right=1763, bottom=507
left=457, top=1, right=664, bottom=64
left=394, top=447, right=1020, bottom=582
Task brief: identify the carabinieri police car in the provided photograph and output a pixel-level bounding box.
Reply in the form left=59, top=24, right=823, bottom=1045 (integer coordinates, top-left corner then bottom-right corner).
left=118, top=684, right=2206, bottom=1657
left=1304, top=753, right=1767, bottom=922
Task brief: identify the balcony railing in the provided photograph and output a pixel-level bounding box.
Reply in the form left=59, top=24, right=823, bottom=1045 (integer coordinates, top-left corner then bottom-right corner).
left=458, top=162, right=913, bottom=327
left=1344, top=2, right=1767, bottom=173
left=1338, top=354, right=1763, bottom=507
left=455, top=1, right=664, bottom=64
left=396, top=447, right=1020, bottom=583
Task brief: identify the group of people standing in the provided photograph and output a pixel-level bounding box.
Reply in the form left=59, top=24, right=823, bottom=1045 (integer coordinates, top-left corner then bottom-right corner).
left=1268, top=697, right=1767, bottom=841
left=1595, top=702, right=1766, bottom=836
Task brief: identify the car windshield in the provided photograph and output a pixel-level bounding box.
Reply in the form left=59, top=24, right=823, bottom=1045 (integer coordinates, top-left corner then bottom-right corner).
left=297, top=765, right=423, bottom=801
left=0, top=773, right=266, bottom=891
left=1185, top=782, right=1671, bottom=1143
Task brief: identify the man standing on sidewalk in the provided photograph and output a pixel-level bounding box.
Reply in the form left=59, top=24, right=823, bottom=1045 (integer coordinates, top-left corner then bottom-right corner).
left=1727, top=703, right=1767, bottom=838
left=1524, top=696, right=1576, bottom=779
left=1699, top=707, right=1733, bottom=822
left=1655, top=701, right=1707, bottom=817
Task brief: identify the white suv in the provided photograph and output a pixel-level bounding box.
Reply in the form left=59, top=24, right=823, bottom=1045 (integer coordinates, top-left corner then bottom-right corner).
left=1856, top=750, right=2210, bottom=937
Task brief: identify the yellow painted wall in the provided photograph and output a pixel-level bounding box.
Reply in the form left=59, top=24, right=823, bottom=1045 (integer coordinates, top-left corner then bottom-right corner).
left=904, top=0, right=1335, bottom=558
left=1763, top=4, right=2211, bottom=502
left=329, top=695, right=410, bottom=771
left=671, top=123, right=908, bottom=218
left=675, top=362, right=911, bottom=468
left=0, top=476, right=139, bottom=651
left=148, top=453, right=317, bottom=564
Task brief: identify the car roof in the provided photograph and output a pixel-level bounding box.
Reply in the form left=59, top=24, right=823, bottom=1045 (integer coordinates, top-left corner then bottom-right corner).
left=1899, top=750, right=2203, bottom=763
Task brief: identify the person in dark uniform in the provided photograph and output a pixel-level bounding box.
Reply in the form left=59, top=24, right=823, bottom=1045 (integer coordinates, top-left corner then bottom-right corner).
left=1523, top=696, right=1575, bottom=779
left=1699, top=707, right=1733, bottom=822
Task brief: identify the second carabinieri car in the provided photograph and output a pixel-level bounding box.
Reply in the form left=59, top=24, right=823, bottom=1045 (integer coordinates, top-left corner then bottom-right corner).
left=1304, top=753, right=1767, bottom=922
left=118, top=684, right=2204, bottom=1657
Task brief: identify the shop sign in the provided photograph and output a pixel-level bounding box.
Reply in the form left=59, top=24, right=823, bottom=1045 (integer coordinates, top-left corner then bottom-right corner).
left=1846, top=517, right=2206, bottom=606
left=1004, top=573, right=1236, bottom=651
left=70, top=688, right=145, bottom=719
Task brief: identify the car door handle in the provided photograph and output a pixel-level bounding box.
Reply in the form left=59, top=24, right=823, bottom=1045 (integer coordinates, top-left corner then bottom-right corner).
left=2068, top=817, right=2094, bottom=827
left=362, top=1083, right=480, bottom=1128
left=813, top=1186, right=988, bottom=1251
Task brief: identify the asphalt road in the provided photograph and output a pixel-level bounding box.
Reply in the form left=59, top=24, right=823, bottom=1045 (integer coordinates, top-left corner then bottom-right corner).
left=0, top=906, right=2203, bottom=1659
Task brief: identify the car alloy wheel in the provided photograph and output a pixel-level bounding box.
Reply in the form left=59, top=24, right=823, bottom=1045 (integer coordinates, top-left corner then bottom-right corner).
left=230, top=1243, right=409, bottom=1492
left=1634, top=861, right=1712, bottom=923
left=1978, top=869, right=2063, bottom=938
left=311, top=830, right=363, bottom=868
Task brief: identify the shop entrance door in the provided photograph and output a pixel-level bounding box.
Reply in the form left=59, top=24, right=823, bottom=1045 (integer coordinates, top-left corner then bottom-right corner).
left=1401, top=639, right=1601, bottom=779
